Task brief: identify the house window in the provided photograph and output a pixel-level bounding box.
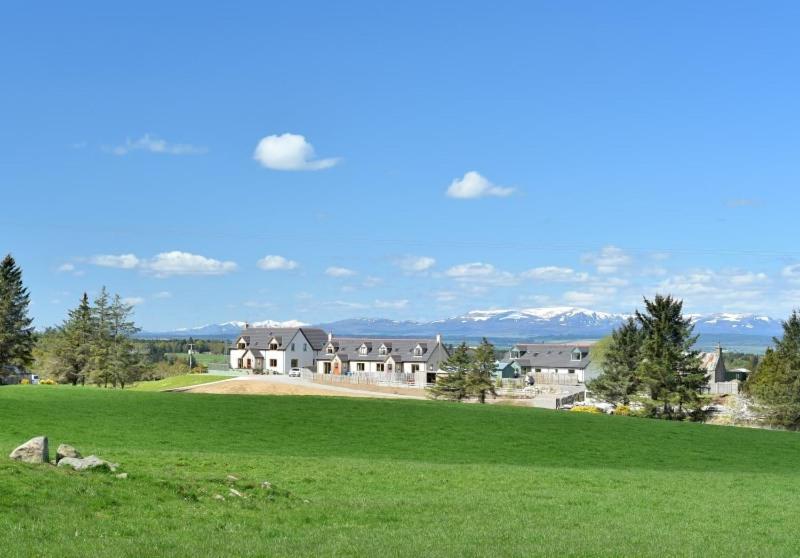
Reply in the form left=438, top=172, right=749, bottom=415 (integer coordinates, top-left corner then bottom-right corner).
left=237, top=358, right=243, bottom=368
left=568, top=369, right=575, bottom=374
left=535, top=368, right=541, bottom=373
left=245, top=359, right=252, bottom=369
left=270, top=343, right=278, bottom=350
left=411, top=364, right=420, bottom=373
left=291, top=359, right=299, bottom=368
left=376, top=363, right=385, bottom=372
left=511, top=350, right=520, bottom=358
left=291, top=343, right=296, bottom=351
left=359, top=345, right=368, bottom=355
left=327, top=345, right=334, bottom=354
left=269, top=359, right=277, bottom=368
left=238, top=342, right=246, bottom=350
left=387, top=363, right=393, bottom=371
left=379, top=346, right=387, bottom=355
left=303, top=343, right=307, bottom=352
left=571, top=350, right=582, bottom=361
left=356, top=363, right=365, bottom=371
left=413, top=346, right=422, bottom=356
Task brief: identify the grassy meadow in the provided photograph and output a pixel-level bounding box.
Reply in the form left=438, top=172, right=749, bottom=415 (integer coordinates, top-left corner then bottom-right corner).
left=129, top=374, right=230, bottom=391
left=2, top=386, right=800, bottom=557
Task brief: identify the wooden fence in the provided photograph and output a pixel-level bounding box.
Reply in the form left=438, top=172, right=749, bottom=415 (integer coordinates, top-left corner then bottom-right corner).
left=302, top=370, right=424, bottom=387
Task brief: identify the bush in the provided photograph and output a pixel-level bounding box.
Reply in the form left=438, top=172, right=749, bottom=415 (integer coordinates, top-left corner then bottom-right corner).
left=20, top=378, right=30, bottom=385
left=614, top=405, right=631, bottom=416
left=40, top=378, right=55, bottom=385
left=570, top=405, right=602, bottom=414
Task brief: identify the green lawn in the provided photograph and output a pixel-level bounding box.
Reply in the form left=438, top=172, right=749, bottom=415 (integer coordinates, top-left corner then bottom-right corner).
left=129, top=374, right=230, bottom=392
left=165, top=352, right=228, bottom=365
left=2, top=386, right=800, bottom=557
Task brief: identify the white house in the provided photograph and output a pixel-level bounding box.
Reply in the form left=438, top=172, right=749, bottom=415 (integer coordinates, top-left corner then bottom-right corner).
left=315, top=334, right=449, bottom=385
left=229, top=325, right=329, bottom=374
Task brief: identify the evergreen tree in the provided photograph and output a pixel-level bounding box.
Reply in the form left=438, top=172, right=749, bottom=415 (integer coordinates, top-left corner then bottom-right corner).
left=636, top=295, right=707, bottom=419
left=429, top=342, right=470, bottom=401
left=108, top=294, right=142, bottom=388
left=588, top=318, right=642, bottom=405
left=465, top=338, right=497, bottom=404
left=89, top=287, right=113, bottom=387
left=0, top=254, right=34, bottom=373
left=59, top=293, right=94, bottom=385
left=747, top=311, right=800, bottom=429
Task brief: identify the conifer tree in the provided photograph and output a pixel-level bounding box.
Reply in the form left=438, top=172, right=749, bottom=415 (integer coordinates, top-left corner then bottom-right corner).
left=465, top=338, right=497, bottom=404
left=0, top=254, right=34, bottom=373
left=747, top=311, right=800, bottom=429
left=636, top=295, right=706, bottom=418
left=588, top=317, right=642, bottom=405
left=429, top=342, right=470, bottom=401
left=109, top=294, right=142, bottom=388
left=89, top=287, right=113, bottom=387
left=59, top=293, right=94, bottom=385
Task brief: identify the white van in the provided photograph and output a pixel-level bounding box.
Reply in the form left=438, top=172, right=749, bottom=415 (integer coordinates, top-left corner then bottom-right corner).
left=30, top=375, right=40, bottom=385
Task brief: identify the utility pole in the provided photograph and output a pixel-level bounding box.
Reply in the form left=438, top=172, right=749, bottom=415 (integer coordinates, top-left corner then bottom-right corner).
left=188, top=343, right=195, bottom=369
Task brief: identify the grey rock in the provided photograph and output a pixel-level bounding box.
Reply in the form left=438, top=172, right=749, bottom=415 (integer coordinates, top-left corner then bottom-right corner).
left=56, top=444, right=81, bottom=463
left=228, top=488, right=243, bottom=498
left=57, top=455, right=117, bottom=472
left=115, top=473, right=128, bottom=480
left=9, top=436, right=49, bottom=464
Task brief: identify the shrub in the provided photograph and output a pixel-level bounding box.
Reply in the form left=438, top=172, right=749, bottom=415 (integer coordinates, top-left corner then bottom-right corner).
left=20, top=378, right=30, bottom=385
left=614, top=405, right=631, bottom=416
left=40, top=378, right=56, bottom=385
left=570, top=405, right=602, bottom=414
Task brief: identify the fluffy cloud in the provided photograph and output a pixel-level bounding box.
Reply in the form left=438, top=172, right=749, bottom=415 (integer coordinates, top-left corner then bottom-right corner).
left=395, top=256, right=436, bottom=273
left=122, top=296, right=145, bottom=306
left=253, top=133, right=339, bottom=171
left=521, top=266, right=589, bottom=283
left=582, top=245, right=631, bottom=274
left=90, top=254, right=141, bottom=269
left=257, top=255, right=299, bottom=271
left=108, top=134, right=207, bottom=156
left=145, top=251, right=237, bottom=277
left=89, top=252, right=236, bottom=277
left=729, top=272, right=768, bottom=286
left=446, top=171, right=514, bottom=199
left=153, top=291, right=172, bottom=299
left=374, top=299, right=409, bottom=309
left=782, top=264, right=800, bottom=282
left=325, top=266, right=356, bottom=277
left=445, top=262, right=517, bottom=286
left=57, top=263, right=75, bottom=273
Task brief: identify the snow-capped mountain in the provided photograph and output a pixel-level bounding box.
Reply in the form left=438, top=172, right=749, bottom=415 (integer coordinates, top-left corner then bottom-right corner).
left=140, top=307, right=784, bottom=340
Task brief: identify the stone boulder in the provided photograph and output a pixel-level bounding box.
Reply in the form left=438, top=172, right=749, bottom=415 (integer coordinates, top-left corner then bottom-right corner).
left=56, top=444, right=81, bottom=463
left=57, top=455, right=118, bottom=472
left=9, top=436, right=49, bottom=464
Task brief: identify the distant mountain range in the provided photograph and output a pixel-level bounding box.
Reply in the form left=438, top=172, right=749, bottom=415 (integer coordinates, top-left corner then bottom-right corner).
left=139, top=307, right=784, bottom=341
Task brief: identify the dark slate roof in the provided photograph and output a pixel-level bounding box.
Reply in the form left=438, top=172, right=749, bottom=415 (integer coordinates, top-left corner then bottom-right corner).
left=508, top=343, right=591, bottom=370
left=317, top=337, right=440, bottom=363
left=236, top=327, right=328, bottom=351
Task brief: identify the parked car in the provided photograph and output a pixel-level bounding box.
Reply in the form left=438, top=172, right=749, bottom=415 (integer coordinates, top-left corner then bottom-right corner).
left=288, top=368, right=303, bottom=378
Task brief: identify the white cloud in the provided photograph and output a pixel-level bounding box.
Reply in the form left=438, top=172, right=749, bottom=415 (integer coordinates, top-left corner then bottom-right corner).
left=108, top=134, right=207, bottom=156
left=257, top=255, right=299, bottom=271
left=396, top=256, right=436, bottom=272
left=435, top=291, right=458, bottom=303
left=563, top=290, right=604, bottom=306
left=153, top=291, right=172, bottom=299
left=144, top=251, right=237, bottom=277
left=253, top=133, right=339, bottom=171
left=122, top=296, right=145, bottom=306
left=729, top=272, right=768, bottom=286
left=582, top=245, right=631, bottom=274
left=57, top=263, right=75, bottom=273
left=363, top=276, right=383, bottom=287
left=782, top=264, right=800, bottom=282
left=244, top=300, right=274, bottom=309
left=90, top=254, right=141, bottom=269
left=326, top=266, right=356, bottom=277
left=445, top=262, right=517, bottom=286
left=446, top=171, right=514, bottom=199
left=521, top=266, right=589, bottom=283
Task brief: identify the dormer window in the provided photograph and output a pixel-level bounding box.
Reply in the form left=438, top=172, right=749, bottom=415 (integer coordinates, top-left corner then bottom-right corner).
left=326, top=345, right=334, bottom=354
left=379, top=345, right=387, bottom=356
left=511, top=349, right=520, bottom=358
left=359, top=344, right=368, bottom=355
left=571, top=349, right=582, bottom=361
left=413, top=345, right=423, bottom=356
left=270, top=343, right=279, bottom=350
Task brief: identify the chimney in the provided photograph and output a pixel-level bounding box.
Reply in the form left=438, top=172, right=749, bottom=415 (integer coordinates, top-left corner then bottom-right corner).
left=328, top=331, right=333, bottom=342
left=244, top=322, right=249, bottom=329
left=435, top=333, right=442, bottom=345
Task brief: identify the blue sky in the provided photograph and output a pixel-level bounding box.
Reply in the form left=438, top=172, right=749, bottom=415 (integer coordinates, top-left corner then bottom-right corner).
left=3, top=1, right=800, bottom=330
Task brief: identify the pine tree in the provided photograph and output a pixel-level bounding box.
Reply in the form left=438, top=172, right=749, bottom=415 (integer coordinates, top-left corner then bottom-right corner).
left=89, top=287, right=113, bottom=387
left=746, top=311, right=800, bottom=429
left=636, top=295, right=707, bottom=419
left=0, top=254, right=34, bottom=373
left=58, top=293, right=94, bottom=385
left=465, top=338, right=497, bottom=404
left=109, top=294, right=142, bottom=388
left=588, top=318, right=642, bottom=405
left=429, top=342, right=470, bottom=401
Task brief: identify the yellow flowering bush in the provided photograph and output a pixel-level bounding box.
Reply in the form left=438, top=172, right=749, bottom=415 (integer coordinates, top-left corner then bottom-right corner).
left=570, top=405, right=602, bottom=414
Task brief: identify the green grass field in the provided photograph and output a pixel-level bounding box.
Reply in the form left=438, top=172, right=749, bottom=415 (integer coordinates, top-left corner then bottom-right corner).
left=165, top=352, right=228, bottom=365
left=2, top=386, right=800, bottom=557
left=129, top=374, right=230, bottom=391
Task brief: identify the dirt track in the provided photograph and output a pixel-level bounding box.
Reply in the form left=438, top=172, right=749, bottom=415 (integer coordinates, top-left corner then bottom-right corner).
left=181, top=376, right=425, bottom=399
